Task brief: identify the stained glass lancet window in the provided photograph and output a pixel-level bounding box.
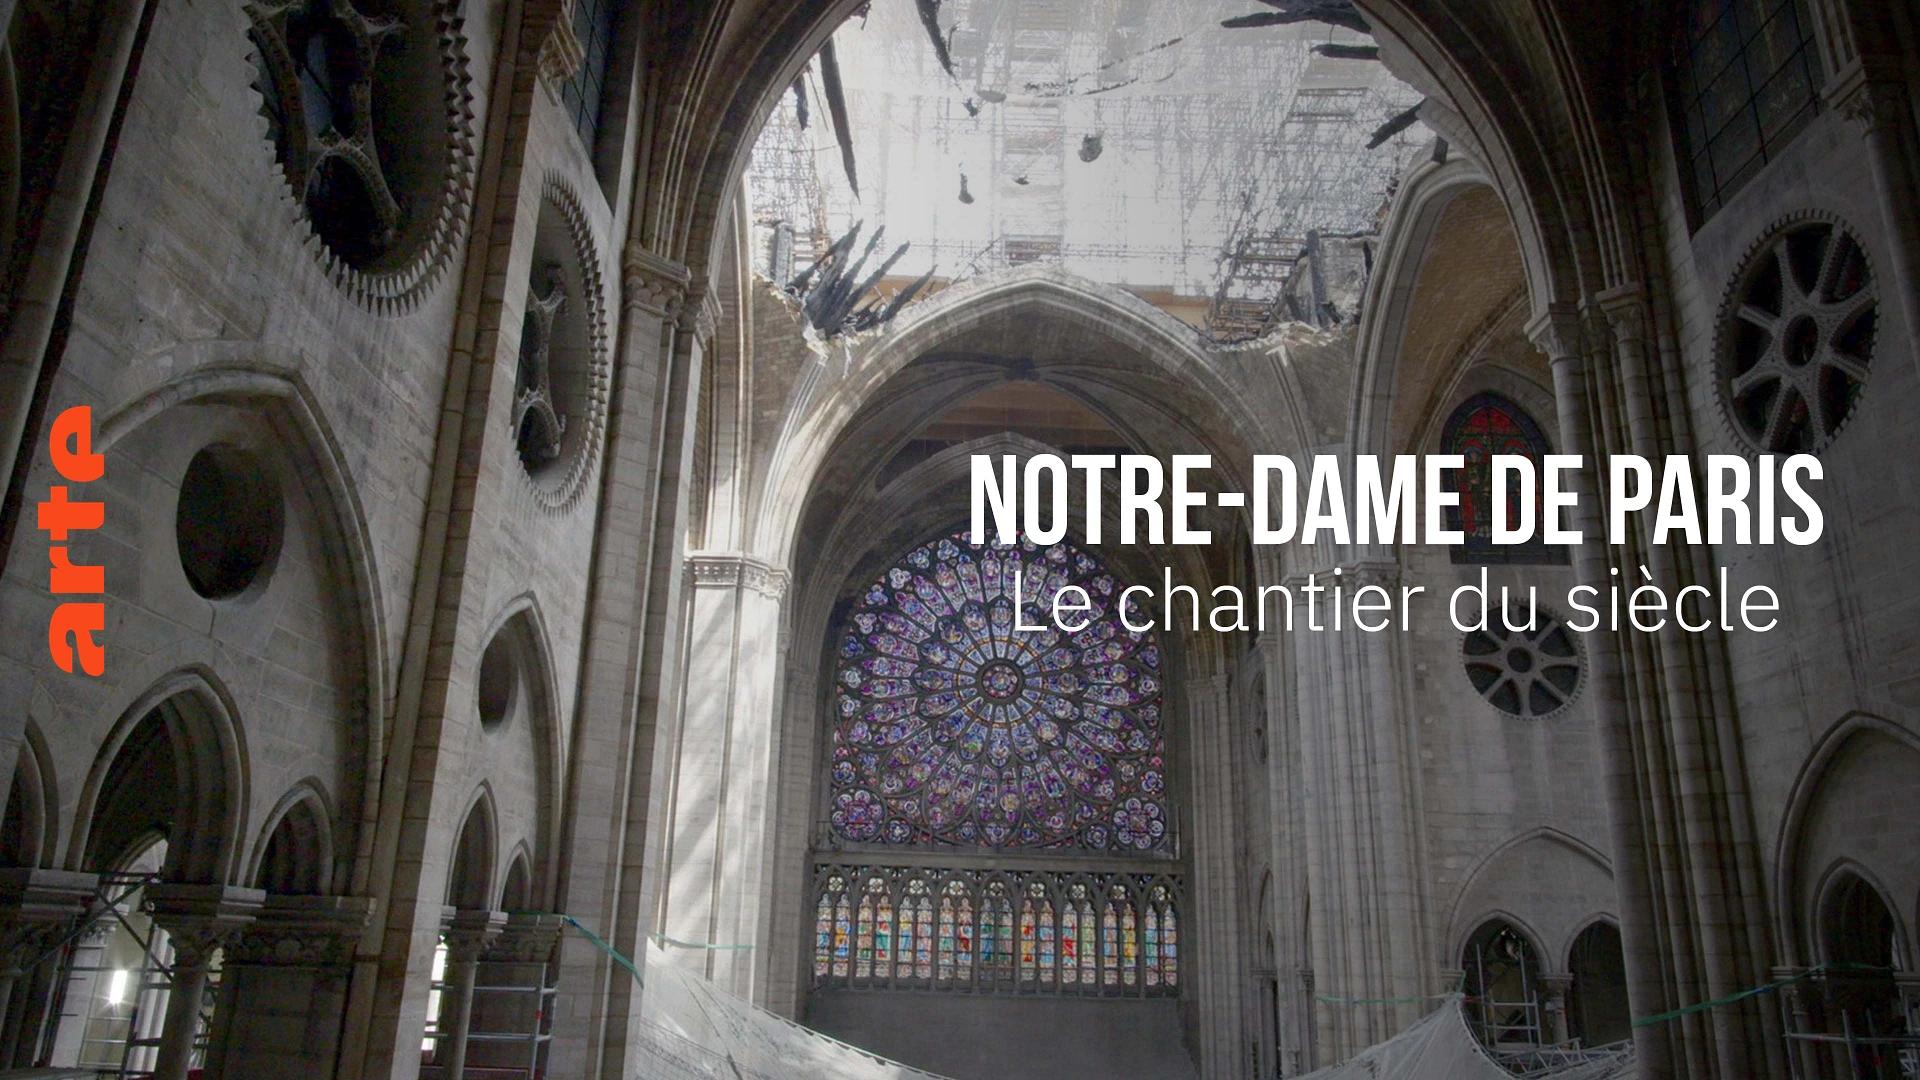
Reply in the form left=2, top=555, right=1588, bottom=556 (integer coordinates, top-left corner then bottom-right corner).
left=1671, top=0, right=1821, bottom=223
left=1442, top=393, right=1566, bottom=566
left=813, top=869, right=1180, bottom=996
left=829, top=533, right=1169, bottom=851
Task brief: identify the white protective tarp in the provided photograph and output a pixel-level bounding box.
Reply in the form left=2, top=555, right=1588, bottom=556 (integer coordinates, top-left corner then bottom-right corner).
left=634, top=942, right=956, bottom=1080
left=1297, top=996, right=1636, bottom=1080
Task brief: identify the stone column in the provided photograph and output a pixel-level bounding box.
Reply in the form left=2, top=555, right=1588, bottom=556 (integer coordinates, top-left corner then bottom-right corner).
left=547, top=245, right=701, bottom=1080
left=202, top=895, right=373, bottom=1080
left=0, top=868, right=95, bottom=1065
left=657, top=553, right=789, bottom=998
left=437, top=910, right=506, bottom=1080
left=1540, top=972, right=1574, bottom=1046
left=0, top=0, right=146, bottom=572
left=1291, top=561, right=1424, bottom=1059
left=1526, top=306, right=1672, bottom=1077
left=145, top=884, right=262, bottom=1080
left=1185, top=661, right=1250, bottom=1080
left=1772, top=967, right=1822, bottom=1079
left=1293, top=966, right=1317, bottom=1075
left=1825, top=47, right=1920, bottom=376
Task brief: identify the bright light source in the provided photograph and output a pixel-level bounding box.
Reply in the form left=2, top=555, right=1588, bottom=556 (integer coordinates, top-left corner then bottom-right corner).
left=105, top=969, right=128, bottom=1006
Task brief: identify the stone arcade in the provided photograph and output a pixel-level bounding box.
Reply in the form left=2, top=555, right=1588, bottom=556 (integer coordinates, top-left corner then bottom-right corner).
left=0, top=0, right=1917, bottom=1078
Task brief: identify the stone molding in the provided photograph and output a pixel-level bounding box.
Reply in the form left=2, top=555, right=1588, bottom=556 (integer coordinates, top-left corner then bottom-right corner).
left=686, top=552, right=791, bottom=599
left=523, top=0, right=585, bottom=93
left=624, top=245, right=692, bottom=319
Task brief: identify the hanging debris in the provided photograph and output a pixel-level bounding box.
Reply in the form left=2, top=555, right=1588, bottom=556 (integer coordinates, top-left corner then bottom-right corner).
left=1078, top=133, right=1104, bottom=162
left=977, top=89, right=1007, bottom=103
left=1222, top=0, right=1370, bottom=34
left=915, top=0, right=956, bottom=78
left=1312, top=42, right=1380, bottom=61
left=964, top=98, right=981, bottom=117
left=790, top=73, right=809, bottom=129
left=819, top=38, right=860, bottom=196
left=786, top=221, right=936, bottom=336
left=1366, top=98, right=1425, bottom=149
left=958, top=172, right=974, bottom=203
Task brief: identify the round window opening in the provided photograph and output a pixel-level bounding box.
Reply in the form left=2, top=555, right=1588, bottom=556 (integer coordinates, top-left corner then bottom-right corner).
left=175, top=445, right=285, bottom=600
left=246, top=0, right=471, bottom=308
left=1717, top=214, right=1877, bottom=455
left=476, top=632, right=517, bottom=731
left=1462, top=605, right=1582, bottom=719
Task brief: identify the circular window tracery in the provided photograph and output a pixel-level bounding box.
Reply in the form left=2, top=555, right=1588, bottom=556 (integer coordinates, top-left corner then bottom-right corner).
left=829, top=533, right=1169, bottom=852
left=1716, top=213, right=1876, bottom=455
left=1462, top=604, right=1582, bottom=719
left=510, top=180, right=610, bottom=510
left=246, top=0, right=475, bottom=312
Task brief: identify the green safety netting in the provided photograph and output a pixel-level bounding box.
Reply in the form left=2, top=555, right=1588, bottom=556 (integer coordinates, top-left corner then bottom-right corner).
left=635, top=942, right=956, bottom=1080
left=1297, top=996, right=1634, bottom=1080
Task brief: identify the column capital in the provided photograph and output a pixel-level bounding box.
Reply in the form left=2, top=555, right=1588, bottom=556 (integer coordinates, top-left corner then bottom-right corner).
left=0, top=871, right=95, bottom=974
left=484, top=912, right=568, bottom=964
left=678, top=281, right=722, bottom=346
left=686, top=552, right=791, bottom=599
left=1589, top=282, right=1648, bottom=344
left=0, top=868, right=99, bottom=927
left=146, top=883, right=267, bottom=964
left=1525, top=302, right=1586, bottom=363
left=523, top=0, right=585, bottom=92
left=443, top=908, right=509, bottom=962
left=225, top=894, right=374, bottom=967
left=623, top=245, right=692, bottom=319
left=1823, top=55, right=1909, bottom=132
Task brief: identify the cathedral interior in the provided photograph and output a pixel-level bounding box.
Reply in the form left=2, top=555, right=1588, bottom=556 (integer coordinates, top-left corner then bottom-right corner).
left=0, top=0, right=1917, bottom=1077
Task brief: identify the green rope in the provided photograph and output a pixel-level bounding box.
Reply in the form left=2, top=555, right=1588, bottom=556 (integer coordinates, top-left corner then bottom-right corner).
left=555, top=914, right=646, bottom=987
left=1630, top=961, right=1894, bottom=1029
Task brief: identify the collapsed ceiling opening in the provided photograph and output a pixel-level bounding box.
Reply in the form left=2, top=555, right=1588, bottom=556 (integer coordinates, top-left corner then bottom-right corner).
left=747, top=0, right=1432, bottom=339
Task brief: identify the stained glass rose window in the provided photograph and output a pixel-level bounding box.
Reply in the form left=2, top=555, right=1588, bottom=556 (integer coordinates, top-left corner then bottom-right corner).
left=828, top=533, right=1169, bottom=852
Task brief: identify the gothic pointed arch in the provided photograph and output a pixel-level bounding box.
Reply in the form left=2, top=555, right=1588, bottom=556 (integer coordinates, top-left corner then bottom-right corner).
left=447, top=787, right=497, bottom=912
left=250, top=780, right=335, bottom=896
left=69, top=669, right=247, bottom=885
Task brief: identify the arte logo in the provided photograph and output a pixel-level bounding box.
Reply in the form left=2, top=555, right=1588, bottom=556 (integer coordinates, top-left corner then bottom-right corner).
left=39, top=407, right=105, bottom=676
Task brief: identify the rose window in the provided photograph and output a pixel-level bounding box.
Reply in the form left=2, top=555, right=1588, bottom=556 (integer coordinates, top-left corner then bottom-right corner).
left=829, top=533, right=1169, bottom=852
left=1718, top=214, right=1876, bottom=455
left=1463, top=605, right=1582, bottom=719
